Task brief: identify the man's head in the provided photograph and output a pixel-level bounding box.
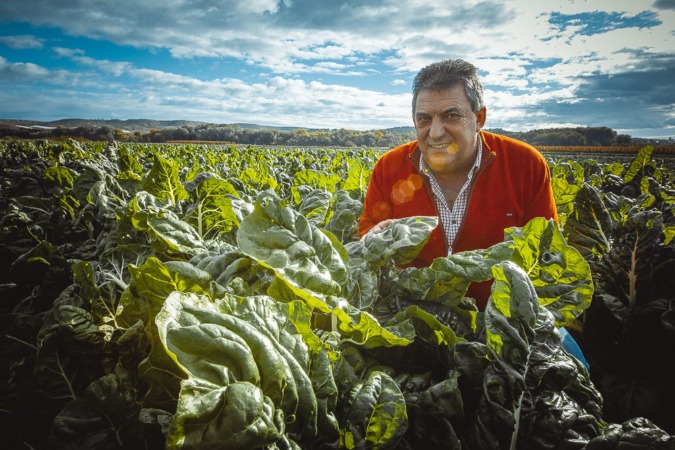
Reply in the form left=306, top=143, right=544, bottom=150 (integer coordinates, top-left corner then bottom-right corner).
left=412, top=59, right=484, bottom=116
left=412, top=60, right=487, bottom=176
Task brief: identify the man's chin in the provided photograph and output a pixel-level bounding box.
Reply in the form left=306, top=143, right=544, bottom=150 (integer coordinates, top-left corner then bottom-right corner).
left=424, top=153, right=457, bottom=171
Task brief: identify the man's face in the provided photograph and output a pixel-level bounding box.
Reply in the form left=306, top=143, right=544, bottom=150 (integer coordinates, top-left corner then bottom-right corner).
left=413, top=85, right=486, bottom=176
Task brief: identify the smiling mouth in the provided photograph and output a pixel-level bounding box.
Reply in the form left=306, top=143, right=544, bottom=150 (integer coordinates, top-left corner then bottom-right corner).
left=429, top=143, right=459, bottom=154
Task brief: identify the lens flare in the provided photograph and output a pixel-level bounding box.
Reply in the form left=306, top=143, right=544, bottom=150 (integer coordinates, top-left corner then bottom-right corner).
left=446, top=143, right=459, bottom=154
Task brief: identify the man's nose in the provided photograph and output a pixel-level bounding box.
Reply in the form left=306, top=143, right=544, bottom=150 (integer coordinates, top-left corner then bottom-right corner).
left=429, top=118, right=445, bottom=140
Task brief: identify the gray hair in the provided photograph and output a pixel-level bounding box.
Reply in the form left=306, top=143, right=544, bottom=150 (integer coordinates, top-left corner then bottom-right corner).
left=412, top=59, right=484, bottom=114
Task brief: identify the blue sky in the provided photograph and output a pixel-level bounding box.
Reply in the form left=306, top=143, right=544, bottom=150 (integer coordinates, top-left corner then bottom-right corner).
left=1, top=0, right=673, bottom=138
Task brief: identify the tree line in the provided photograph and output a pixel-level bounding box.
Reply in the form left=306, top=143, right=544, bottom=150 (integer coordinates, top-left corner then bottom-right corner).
left=1, top=122, right=671, bottom=148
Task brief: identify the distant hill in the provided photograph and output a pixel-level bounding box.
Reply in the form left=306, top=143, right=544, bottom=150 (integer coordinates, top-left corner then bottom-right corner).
left=0, top=118, right=209, bottom=132
left=0, top=118, right=414, bottom=134
left=0, top=118, right=672, bottom=147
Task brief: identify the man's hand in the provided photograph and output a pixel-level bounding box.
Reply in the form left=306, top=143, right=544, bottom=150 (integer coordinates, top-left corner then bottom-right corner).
left=361, top=219, right=395, bottom=240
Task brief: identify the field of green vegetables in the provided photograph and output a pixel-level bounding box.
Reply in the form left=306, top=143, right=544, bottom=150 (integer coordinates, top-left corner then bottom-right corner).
left=1, top=139, right=674, bottom=449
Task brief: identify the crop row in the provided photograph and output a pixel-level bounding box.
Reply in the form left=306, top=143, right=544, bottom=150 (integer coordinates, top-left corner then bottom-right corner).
left=0, top=139, right=674, bottom=449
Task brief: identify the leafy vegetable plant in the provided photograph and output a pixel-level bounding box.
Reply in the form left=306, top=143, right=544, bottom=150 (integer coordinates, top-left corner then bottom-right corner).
left=1, top=139, right=673, bottom=449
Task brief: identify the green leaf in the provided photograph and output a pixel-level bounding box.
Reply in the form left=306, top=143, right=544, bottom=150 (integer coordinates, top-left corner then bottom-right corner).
left=296, top=187, right=332, bottom=226
left=333, top=308, right=414, bottom=349
left=293, top=168, right=341, bottom=193
left=389, top=305, right=462, bottom=347
left=339, top=371, right=408, bottom=450
left=118, top=256, right=210, bottom=328
left=623, top=146, right=654, bottom=184
left=473, top=261, right=539, bottom=450
left=239, top=166, right=278, bottom=193
left=117, top=144, right=144, bottom=175
left=664, top=225, right=675, bottom=245
left=341, top=157, right=373, bottom=197
left=49, top=372, right=143, bottom=449
left=395, top=241, right=512, bottom=303
left=344, top=256, right=380, bottom=309
left=237, top=190, right=348, bottom=300
left=348, top=216, right=439, bottom=271
left=184, top=174, right=251, bottom=239
left=564, top=184, right=613, bottom=259
left=325, top=190, right=363, bottom=243
left=43, top=165, right=78, bottom=192
left=166, top=379, right=283, bottom=450
left=130, top=191, right=207, bottom=256
left=157, top=291, right=320, bottom=441
left=505, top=218, right=593, bottom=326
left=143, top=153, right=190, bottom=205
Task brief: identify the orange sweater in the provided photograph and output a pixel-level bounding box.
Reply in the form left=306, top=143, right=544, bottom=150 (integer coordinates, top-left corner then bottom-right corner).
left=359, top=131, right=558, bottom=309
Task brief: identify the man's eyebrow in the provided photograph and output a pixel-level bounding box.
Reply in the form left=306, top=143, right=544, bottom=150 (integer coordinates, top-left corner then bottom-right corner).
left=441, top=107, right=463, bottom=115
left=415, top=107, right=462, bottom=117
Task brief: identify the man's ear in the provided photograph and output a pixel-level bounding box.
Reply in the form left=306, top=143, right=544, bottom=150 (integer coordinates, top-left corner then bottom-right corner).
left=476, top=107, right=487, bottom=130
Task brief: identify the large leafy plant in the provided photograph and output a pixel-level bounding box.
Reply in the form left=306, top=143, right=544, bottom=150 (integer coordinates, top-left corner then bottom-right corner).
left=556, top=146, right=675, bottom=433
left=1, top=140, right=673, bottom=450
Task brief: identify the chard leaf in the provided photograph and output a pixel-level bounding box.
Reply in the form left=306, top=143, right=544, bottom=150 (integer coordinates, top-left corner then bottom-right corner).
left=472, top=261, right=604, bottom=449
left=238, top=164, right=278, bottom=193
left=394, top=241, right=512, bottom=303
left=117, top=257, right=212, bottom=406
left=293, top=168, right=341, bottom=193
left=506, top=218, right=593, bottom=326
left=43, top=165, right=78, bottom=192
left=296, top=187, right=332, bottom=225
left=341, top=157, right=373, bottom=197
left=473, top=261, right=538, bottom=450
left=338, top=371, right=408, bottom=450
left=485, top=261, right=538, bottom=366
left=34, top=286, right=105, bottom=402
left=343, top=216, right=438, bottom=310
left=156, top=292, right=261, bottom=386
left=71, top=160, right=119, bottom=203
left=184, top=175, right=250, bottom=239
left=237, top=189, right=348, bottom=301
left=344, top=256, right=380, bottom=309
left=116, top=144, right=144, bottom=175
left=157, top=291, right=320, bottom=442
left=594, top=209, right=671, bottom=312
left=564, top=184, right=613, bottom=259
left=130, top=191, right=207, bottom=256
left=119, top=256, right=210, bottom=327
left=388, top=305, right=462, bottom=347
left=333, top=308, right=414, bottom=349
left=586, top=417, right=675, bottom=448
left=166, top=379, right=283, bottom=450
left=356, top=216, right=439, bottom=268
left=49, top=372, right=143, bottom=449
left=664, top=225, right=675, bottom=245
left=325, top=190, right=363, bottom=244
left=142, top=153, right=190, bottom=205
left=622, top=146, right=654, bottom=184
left=551, top=176, right=581, bottom=227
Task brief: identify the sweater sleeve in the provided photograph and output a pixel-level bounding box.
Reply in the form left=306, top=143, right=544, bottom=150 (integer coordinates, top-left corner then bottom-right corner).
left=359, top=158, right=391, bottom=236
left=524, top=154, right=559, bottom=223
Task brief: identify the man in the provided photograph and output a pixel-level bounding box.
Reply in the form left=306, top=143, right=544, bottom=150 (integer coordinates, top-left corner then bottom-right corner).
left=359, top=59, right=558, bottom=311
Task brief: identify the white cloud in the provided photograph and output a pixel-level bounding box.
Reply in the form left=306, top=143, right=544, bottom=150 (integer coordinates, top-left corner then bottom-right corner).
left=0, top=0, right=672, bottom=136
left=0, top=56, right=51, bottom=79
left=0, top=34, right=44, bottom=49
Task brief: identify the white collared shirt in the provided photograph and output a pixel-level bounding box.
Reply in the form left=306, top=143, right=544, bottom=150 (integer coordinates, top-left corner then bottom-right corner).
left=419, top=137, right=482, bottom=254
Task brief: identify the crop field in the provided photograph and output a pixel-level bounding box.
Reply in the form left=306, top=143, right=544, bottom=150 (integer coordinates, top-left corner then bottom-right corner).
left=1, top=139, right=674, bottom=449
